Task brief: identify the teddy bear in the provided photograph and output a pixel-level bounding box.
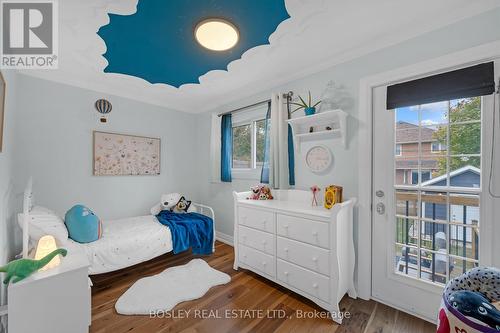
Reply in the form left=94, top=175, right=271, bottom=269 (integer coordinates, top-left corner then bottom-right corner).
left=150, top=193, right=195, bottom=215
left=259, top=186, right=273, bottom=200
left=247, top=185, right=263, bottom=200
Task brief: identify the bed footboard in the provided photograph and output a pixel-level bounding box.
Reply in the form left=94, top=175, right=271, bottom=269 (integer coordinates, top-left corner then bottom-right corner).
left=192, top=203, right=216, bottom=252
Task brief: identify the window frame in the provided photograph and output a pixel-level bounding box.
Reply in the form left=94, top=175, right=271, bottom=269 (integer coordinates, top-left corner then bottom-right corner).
left=431, top=141, right=443, bottom=153
left=395, top=144, right=402, bottom=156
left=231, top=117, right=266, bottom=180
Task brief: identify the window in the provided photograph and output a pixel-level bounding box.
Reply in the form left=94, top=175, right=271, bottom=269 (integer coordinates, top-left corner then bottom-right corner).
left=394, top=97, right=482, bottom=285
left=431, top=141, right=445, bottom=153
left=395, top=144, right=402, bottom=156
left=232, top=119, right=267, bottom=171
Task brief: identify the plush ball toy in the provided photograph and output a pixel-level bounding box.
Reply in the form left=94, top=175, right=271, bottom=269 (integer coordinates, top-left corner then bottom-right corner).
left=64, top=205, right=102, bottom=243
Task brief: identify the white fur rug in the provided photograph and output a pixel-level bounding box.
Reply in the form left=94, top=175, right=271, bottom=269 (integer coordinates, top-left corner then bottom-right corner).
left=115, top=259, right=231, bottom=315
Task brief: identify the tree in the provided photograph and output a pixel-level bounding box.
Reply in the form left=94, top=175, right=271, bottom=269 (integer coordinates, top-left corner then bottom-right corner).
left=433, top=97, right=481, bottom=176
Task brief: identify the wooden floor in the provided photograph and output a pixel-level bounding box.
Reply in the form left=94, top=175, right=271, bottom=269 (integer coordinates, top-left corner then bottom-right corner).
left=90, top=242, right=436, bottom=333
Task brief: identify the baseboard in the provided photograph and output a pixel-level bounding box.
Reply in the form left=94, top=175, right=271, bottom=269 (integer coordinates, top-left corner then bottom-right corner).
left=215, top=231, right=234, bottom=246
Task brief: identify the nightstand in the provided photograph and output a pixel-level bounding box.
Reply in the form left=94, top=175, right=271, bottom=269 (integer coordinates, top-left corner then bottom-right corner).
left=8, top=252, right=91, bottom=333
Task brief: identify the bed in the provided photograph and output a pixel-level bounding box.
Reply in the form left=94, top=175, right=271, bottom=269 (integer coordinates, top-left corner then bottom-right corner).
left=20, top=178, right=215, bottom=275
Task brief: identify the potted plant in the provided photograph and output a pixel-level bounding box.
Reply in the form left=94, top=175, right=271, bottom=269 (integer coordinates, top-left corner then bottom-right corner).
left=291, top=91, right=321, bottom=116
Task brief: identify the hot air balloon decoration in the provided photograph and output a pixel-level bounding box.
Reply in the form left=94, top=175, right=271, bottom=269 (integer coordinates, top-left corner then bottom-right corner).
left=95, top=99, right=112, bottom=123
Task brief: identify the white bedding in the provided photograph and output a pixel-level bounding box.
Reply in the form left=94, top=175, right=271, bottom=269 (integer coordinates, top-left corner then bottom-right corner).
left=68, top=215, right=172, bottom=275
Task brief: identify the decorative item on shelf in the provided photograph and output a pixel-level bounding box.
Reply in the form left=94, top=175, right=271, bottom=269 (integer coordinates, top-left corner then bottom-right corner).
left=0, top=247, right=67, bottom=284
left=324, top=185, right=343, bottom=209
left=309, top=126, right=314, bottom=133
left=35, top=235, right=62, bottom=271
left=291, top=91, right=321, bottom=116
left=319, top=80, right=351, bottom=112
left=246, top=185, right=273, bottom=200
left=95, top=99, right=112, bottom=123
left=306, top=145, right=332, bottom=173
left=326, top=126, right=332, bottom=131
left=311, top=185, right=321, bottom=206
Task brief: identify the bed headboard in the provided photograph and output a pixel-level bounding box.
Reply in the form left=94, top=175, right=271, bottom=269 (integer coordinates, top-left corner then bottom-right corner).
left=22, top=177, right=33, bottom=258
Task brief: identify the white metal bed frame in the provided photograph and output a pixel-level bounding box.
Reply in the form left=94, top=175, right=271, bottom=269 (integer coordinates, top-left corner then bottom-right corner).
left=20, top=178, right=216, bottom=259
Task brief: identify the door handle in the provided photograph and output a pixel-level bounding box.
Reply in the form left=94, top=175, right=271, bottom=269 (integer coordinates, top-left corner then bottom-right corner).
left=376, top=202, right=385, bottom=215
left=376, top=190, right=385, bottom=198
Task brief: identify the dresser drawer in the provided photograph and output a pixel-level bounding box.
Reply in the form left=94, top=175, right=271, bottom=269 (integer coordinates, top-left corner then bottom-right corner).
left=239, top=244, right=275, bottom=278
left=277, top=237, right=329, bottom=276
left=239, top=225, right=275, bottom=255
left=277, top=214, right=329, bottom=248
left=277, top=259, right=330, bottom=303
left=238, top=206, right=275, bottom=233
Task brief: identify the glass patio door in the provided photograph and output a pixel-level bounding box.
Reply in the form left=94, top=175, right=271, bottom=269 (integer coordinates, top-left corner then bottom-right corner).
left=371, top=79, right=495, bottom=322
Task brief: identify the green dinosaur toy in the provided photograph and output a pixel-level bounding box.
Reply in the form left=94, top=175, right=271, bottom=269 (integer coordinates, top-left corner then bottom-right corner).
left=0, top=248, right=67, bottom=284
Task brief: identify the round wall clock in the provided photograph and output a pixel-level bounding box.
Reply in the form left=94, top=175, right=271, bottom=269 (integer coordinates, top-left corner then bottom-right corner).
left=305, top=145, right=332, bottom=173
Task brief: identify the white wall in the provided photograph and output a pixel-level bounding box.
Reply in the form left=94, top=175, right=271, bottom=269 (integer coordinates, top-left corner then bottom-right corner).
left=10, top=74, right=200, bottom=222
left=196, top=9, right=500, bottom=261
left=0, top=70, right=20, bottom=332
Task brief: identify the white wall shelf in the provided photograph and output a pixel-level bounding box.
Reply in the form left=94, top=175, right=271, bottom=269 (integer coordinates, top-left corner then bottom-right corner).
left=287, top=110, right=347, bottom=151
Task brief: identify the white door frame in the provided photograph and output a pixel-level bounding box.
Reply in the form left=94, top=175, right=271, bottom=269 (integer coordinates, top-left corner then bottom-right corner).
left=356, top=40, right=500, bottom=301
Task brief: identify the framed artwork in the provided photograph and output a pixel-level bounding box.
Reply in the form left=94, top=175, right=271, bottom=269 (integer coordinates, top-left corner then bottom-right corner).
left=93, top=131, right=161, bottom=176
left=0, top=71, right=5, bottom=152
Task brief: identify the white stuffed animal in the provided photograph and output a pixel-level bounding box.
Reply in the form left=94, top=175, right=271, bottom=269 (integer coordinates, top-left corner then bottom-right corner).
left=150, top=193, right=195, bottom=215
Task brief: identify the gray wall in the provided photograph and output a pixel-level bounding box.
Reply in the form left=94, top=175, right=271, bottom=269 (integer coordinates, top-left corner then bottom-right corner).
left=10, top=74, right=200, bottom=221
left=196, top=8, right=500, bottom=255
left=0, top=70, right=20, bottom=332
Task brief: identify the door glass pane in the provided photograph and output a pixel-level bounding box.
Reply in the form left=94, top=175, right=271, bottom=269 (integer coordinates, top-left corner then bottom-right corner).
left=396, top=190, right=418, bottom=217
left=449, top=98, right=481, bottom=123
left=421, top=191, right=447, bottom=222
left=420, top=250, right=447, bottom=285
left=450, top=123, right=481, bottom=155
left=232, top=124, right=251, bottom=169
left=395, top=218, right=418, bottom=246
left=450, top=259, right=478, bottom=280
left=393, top=97, right=481, bottom=285
left=449, top=225, right=479, bottom=261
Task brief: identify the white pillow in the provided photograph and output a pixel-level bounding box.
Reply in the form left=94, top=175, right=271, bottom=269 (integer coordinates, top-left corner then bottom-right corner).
left=31, top=205, right=58, bottom=216
left=18, top=206, right=68, bottom=244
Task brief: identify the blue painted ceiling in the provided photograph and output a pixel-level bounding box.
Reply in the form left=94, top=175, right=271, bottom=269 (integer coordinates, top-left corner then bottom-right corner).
left=97, top=0, right=289, bottom=88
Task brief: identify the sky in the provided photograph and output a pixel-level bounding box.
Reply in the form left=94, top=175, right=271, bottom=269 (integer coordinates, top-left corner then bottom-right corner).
left=396, top=100, right=449, bottom=126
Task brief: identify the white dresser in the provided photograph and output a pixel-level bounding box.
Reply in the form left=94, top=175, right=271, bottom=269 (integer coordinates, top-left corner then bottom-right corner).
left=233, top=190, right=357, bottom=324
left=8, top=252, right=91, bottom=333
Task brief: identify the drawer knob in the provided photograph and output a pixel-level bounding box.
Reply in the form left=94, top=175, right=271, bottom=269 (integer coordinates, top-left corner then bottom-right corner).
left=262, top=261, right=267, bottom=266
left=312, top=257, right=318, bottom=262
left=284, top=247, right=289, bottom=252
left=312, top=283, right=318, bottom=289
left=261, top=240, right=267, bottom=245
left=312, top=231, right=318, bottom=236
left=262, top=220, right=267, bottom=224
left=284, top=224, right=289, bottom=229
left=243, top=254, right=247, bottom=258
left=284, top=271, right=289, bottom=276
left=242, top=216, right=247, bottom=220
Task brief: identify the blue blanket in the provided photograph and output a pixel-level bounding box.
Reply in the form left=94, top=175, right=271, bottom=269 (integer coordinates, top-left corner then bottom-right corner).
left=156, top=210, right=214, bottom=255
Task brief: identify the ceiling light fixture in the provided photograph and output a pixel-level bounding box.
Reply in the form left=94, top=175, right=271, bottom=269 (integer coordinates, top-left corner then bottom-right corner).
left=195, top=18, right=239, bottom=51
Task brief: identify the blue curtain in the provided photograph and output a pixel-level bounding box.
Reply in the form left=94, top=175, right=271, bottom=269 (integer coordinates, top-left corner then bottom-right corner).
left=260, top=102, right=272, bottom=183
left=221, top=114, right=232, bottom=182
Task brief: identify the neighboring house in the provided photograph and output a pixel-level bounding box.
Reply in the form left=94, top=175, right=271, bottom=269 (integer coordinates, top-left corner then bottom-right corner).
left=395, top=121, right=444, bottom=185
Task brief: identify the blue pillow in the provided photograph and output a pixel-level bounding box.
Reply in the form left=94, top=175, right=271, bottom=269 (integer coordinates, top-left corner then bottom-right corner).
left=64, top=205, right=102, bottom=243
